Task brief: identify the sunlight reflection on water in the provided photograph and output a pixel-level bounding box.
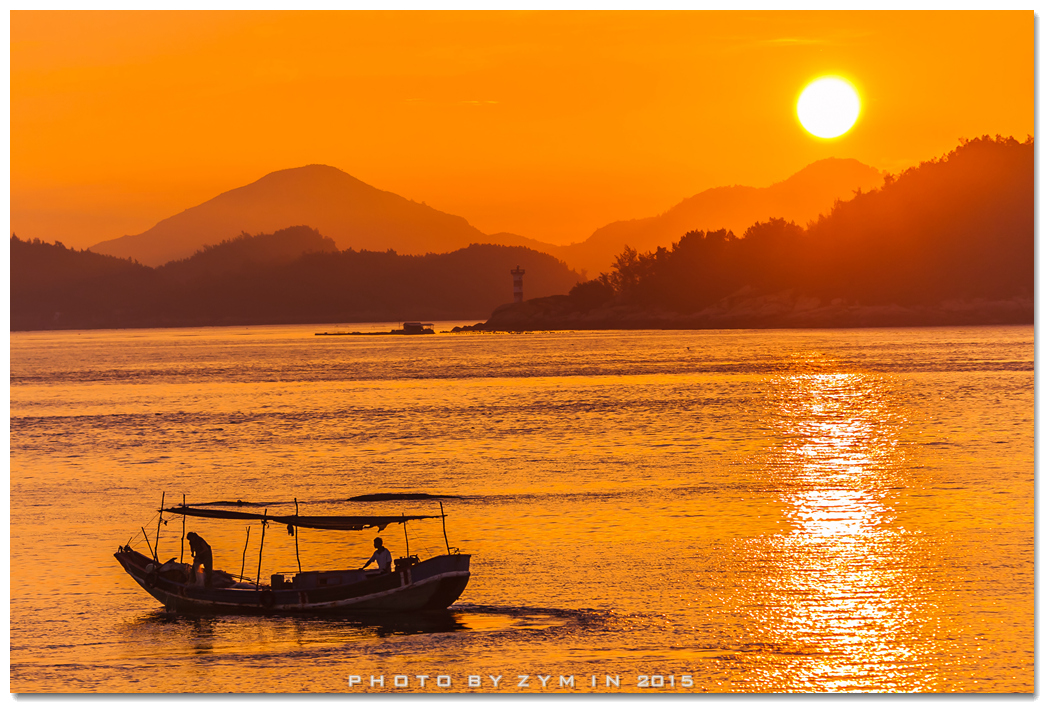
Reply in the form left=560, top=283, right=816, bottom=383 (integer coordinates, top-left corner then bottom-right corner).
left=745, top=369, right=942, bottom=691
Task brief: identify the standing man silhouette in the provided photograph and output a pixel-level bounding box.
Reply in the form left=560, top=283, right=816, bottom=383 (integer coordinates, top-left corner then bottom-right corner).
left=186, top=531, right=214, bottom=588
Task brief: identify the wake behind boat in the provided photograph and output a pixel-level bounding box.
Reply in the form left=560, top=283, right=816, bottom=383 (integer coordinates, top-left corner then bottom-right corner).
left=114, top=497, right=471, bottom=614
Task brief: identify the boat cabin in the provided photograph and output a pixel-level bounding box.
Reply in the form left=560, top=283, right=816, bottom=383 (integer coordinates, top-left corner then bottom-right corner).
left=401, top=322, right=435, bottom=334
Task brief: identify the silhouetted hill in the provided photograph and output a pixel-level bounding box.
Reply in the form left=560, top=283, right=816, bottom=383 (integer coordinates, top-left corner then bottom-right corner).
left=476, top=136, right=1031, bottom=330
left=482, top=231, right=561, bottom=252
left=12, top=235, right=149, bottom=293
left=90, top=165, right=493, bottom=267
left=549, top=158, right=883, bottom=275
left=158, top=225, right=338, bottom=280
left=87, top=159, right=881, bottom=274
left=12, top=229, right=581, bottom=330
left=11, top=236, right=152, bottom=329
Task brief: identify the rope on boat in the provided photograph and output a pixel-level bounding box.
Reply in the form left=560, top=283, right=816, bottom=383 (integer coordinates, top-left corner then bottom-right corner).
left=125, top=512, right=160, bottom=550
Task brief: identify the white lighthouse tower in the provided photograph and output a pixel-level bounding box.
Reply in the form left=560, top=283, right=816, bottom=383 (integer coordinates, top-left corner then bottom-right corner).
left=511, top=266, right=525, bottom=303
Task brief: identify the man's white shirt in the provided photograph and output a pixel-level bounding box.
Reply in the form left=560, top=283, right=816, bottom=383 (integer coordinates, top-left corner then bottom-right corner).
left=368, top=547, right=392, bottom=572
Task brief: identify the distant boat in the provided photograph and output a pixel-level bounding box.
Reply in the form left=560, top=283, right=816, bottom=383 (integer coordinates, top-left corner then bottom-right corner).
left=114, top=499, right=471, bottom=614
left=397, top=321, right=435, bottom=334
left=315, top=322, right=435, bottom=336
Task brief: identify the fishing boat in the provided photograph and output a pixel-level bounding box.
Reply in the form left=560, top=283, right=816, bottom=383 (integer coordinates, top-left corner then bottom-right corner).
left=113, top=498, right=471, bottom=614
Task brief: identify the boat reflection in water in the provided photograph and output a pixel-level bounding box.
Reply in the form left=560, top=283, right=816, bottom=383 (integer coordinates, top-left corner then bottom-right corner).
left=334, top=608, right=468, bottom=637
left=727, top=365, right=956, bottom=692
left=137, top=606, right=469, bottom=638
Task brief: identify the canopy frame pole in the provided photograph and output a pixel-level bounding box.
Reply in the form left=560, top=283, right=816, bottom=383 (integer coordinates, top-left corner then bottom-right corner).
left=240, top=526, right=251, bottom=582
left=439, top=502, right=450, bottom=555
left=256, top=510, right=268, bottom=589
left=294, top=499, right=302, bottom=574
left=180, top=495, right=186, bottom=564
left=402, top=514, right=410, bottom=557
left=154, top=492, right=165, bottom=563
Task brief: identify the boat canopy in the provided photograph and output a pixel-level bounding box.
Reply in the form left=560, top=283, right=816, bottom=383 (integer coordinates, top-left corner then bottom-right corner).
left=162, top=506, right=440, bottom=531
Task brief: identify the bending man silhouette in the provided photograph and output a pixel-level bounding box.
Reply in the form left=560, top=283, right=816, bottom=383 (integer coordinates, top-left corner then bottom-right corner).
left=186, top=531, right=214, bottom=588
left=362, top=537, right=392, bottom=574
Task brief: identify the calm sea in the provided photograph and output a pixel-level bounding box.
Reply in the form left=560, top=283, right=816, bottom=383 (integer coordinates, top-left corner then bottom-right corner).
left=9, top=324, right=1034, bottom=693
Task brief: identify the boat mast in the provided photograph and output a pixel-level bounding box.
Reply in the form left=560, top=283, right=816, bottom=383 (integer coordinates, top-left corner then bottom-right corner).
left=294, top=498, right=302, bottom=574
left=154, top=492, right=165, bottom=563
left=240, top=527, right=251, bottom=582
left=439, top=501, right=450, bottom=555
left=255, top=509, right=268, bottom=588
left=402, top=513, right=410, bottom=557
left=180, top=494, right=186, bottom=563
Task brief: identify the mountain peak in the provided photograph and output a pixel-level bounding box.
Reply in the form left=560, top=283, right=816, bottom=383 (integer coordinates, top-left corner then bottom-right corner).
left=255, top=163, right=361, bottom=182
left=771, top=157, right=881, bottom=190
left=220, top=164, right=375, bottom=200
left=90, top=166, right=485, bottom=266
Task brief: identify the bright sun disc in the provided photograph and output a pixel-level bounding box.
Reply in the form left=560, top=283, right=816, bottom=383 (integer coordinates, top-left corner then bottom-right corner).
left=797, top=77, right=860, bottom=139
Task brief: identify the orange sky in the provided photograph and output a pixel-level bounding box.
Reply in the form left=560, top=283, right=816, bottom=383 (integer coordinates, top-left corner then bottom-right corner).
left=11, top=11, right=1033, bottom=250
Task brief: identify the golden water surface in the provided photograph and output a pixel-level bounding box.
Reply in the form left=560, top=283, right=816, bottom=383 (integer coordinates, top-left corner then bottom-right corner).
left=9, top=324, right=1034, bottom=692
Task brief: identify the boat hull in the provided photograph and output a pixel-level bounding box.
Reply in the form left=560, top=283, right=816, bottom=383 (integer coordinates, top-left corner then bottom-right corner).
left=114, top=548, right=470, bottom=614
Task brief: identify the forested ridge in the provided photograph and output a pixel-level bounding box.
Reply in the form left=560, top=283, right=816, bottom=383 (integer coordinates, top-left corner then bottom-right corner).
left=486, top=136, right=1033, bottom=330
left=11, top=226, right=581, bottom=330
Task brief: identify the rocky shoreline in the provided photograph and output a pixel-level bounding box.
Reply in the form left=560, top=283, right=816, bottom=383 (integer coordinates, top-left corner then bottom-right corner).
left=453, top=291, right=1033, bottom=332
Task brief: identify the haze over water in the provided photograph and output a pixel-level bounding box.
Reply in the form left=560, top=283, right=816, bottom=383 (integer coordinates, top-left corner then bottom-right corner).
left=9, top=324, right=1033, bottom=693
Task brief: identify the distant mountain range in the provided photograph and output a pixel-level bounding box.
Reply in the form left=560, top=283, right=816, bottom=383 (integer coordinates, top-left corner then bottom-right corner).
left=90, top=159, right=883, bottom=273
left=474, top=136, right=1032, bottom=331
left=547, top=158, right=882, bottom=275
left=17, top=136, right=1027, bottom=333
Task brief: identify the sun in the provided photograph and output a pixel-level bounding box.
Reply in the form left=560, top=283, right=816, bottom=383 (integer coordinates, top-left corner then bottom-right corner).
left=797, top=77, right=861, bottom=139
